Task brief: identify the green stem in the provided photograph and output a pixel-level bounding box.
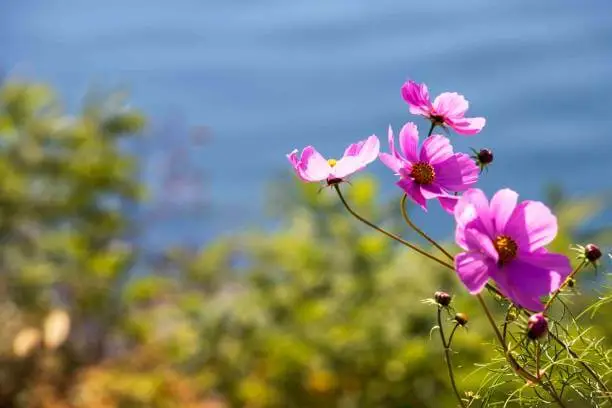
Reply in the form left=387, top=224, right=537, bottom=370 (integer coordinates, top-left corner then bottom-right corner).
left=333, top=185, right=454, bottom=270
left=400, top=194, right=454, bottom=262
left=476, top=294, right=540, bottom=384
left=427, top=121, right=436, bottom=137
left=438, top=308, right=467, bottom=408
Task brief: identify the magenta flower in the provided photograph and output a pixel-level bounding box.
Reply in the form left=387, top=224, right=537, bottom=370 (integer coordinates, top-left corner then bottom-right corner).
left=379, top=122, right=479, bottom=213
left=454, top=188, right=572, bottom=311
left=287, top=135, right=379, bottom=185
left=401, top=80, right=486, bottom=136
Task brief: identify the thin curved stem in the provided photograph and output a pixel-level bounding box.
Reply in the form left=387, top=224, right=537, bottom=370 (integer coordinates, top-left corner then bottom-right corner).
left=333, top=185, right=454, bottom=270
left=476, top=294, right=540, bottom=384
left=438, top=308, right=467, bottom=408
left=545, top=260, right=587, bottom=311
left=400, top=194, right=454, bottom=262
left=502, top=303, right=514, bottom=343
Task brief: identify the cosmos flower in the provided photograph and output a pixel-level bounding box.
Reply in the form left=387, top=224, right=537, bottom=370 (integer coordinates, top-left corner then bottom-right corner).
left=379, top=122, right=479, bottom=213
left=287, top=135, right=379, bottom=185
left=453, top=188, right=572, bottom=311
left=401, top=80, right=486, bottom=136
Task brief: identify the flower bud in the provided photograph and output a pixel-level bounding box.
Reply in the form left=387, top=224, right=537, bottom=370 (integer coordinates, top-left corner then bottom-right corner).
left=434, top=291, right=452, bottom=307
left=477, top=148, right=494, bottom=165
left=454, top=312, right=469, bottom=326
left=527, top=313, right=548, bottom=340
left=585, top=244, right=602, bottom=262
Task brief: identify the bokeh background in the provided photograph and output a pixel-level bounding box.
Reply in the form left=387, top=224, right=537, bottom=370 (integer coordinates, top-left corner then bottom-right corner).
left=1, top=1, right=612, bottom=407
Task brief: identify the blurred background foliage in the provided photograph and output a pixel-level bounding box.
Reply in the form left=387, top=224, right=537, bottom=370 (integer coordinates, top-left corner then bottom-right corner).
left=0, top=80, right=611, bottom=407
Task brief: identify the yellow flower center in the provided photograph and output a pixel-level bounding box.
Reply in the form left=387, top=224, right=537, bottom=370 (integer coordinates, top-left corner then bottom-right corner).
left=494, top=235, right=518, bottom=264
left=410, top=162, right=435, bottom=185
left=327, top=158, right=337, bottom=167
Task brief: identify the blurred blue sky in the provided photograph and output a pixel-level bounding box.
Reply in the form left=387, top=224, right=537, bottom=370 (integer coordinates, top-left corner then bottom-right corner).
left=2, top=0, right=612, bottom=248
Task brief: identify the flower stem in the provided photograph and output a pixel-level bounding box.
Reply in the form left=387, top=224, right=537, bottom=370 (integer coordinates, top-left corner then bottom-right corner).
left=476, top=294, right=540, bottom=384
left=437, top=308, right=467, bottom=408
left=400, top=194, right=454, bottom=261
left=485, top=275, right=610, bottom=403
left=427, top=122, right=436, bottom=137
left=544, top=260, right=586, bottom=311
left=333, top=184, right=454, bottom=270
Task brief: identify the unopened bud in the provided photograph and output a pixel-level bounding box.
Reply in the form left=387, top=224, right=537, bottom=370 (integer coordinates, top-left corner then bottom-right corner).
left=454, top=312, right=469, bottom=326
left=477, top=148, right=494, bottom=165
left=434, top=291, right=452, bottom=307
left=527, top=313, right=548, bottom=340
left=585, top=244, right=602, bottom=262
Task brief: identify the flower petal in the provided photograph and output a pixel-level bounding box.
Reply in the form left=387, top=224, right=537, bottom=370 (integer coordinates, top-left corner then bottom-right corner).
left=420, top=184, right=443, bottom=199
left=505, top=200, right=558, bottom=252
left=455, top=188, right=494, bottom=238
left=356, top=135, right=380, bottom=165
left=397, top=178, right=427, bottom=211
left=387, top=125, right=397, bottom=157
left=490, top=188, right=519, bottom=235
left=332, top=156, right=363, bottom=179
left=465, top=227, right=499, bottom=262
left=398, top=122, right=419, bottom=163
left=432, top=92, right=469, bottom=118
left=419, top=134, right=454, bottom=165
left=434, top=153, right=479, bottom=191
left=286, top=149, right=309, bottom=181
left=401, top=80, right=432, bottom=116
left=455, top=251, right=491, bottom=294
left=300, top=146, right=331, bottom=181
left=447, top=117, right=486, bottom=136
left=504, top=259, right=566, bottom=311
left=438, top=195, right=459, bottom=214
left=519, top=251, right=571, bottom=292
left=379, top=153, right=404, bottom=174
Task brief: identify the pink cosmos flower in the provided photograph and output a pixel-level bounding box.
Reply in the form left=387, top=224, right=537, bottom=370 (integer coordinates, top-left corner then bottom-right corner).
left=454, top=188, right=572, bottom=311
left=287, top=135, right=379, bottom=185
left=379, top=122, right=479, bottom=213
left=401, top=80, right=486, bottom=136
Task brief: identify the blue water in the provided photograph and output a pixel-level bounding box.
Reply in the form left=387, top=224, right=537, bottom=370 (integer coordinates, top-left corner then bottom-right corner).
left=2, top=0, right=612, bottom=250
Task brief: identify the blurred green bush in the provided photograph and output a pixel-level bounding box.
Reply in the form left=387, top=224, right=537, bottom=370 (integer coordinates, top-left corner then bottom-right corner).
left=0, top=81, right=610, bottom=407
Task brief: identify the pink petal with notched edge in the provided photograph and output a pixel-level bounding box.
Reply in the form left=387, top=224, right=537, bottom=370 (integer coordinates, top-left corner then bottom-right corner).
left=387, top=125, right=398, bottom=157
left=432, top=92, right=469, bottom=118
left=519, top=251, right=571, bottom=291
left=465, top=227, right=499, bottom=262
left=455, top=252, right=491, bottom=294
left=287, top=149, right=309, bottom=182
left=354, top=135, right=380, bottom=165
left=419, top=135, right=454, bottom=165
left=401, top=80, right=432, bottom=116
left=455, top=188, right=495, bottom=238
left=420, top=184, right=444, bottom=199
left=379, top=152, right=403, bottom=174
left=433, top=154, right=479, bottom=191
left=332, top=156, right=363, bottom=179
left=447, top=117, right=486, bottom=135
left=505, top=200, right=558, bottom=252
left=397, top=178, right=427, bottom=210
left=398, top=122, right=419, bottom=163
left=438, top=195, right=459, bottom=214
left=489, top=189, right=519, bottom=235
left=299, top=146, right=332, bottom=182
left=504, top=260, right=562, bottom=311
